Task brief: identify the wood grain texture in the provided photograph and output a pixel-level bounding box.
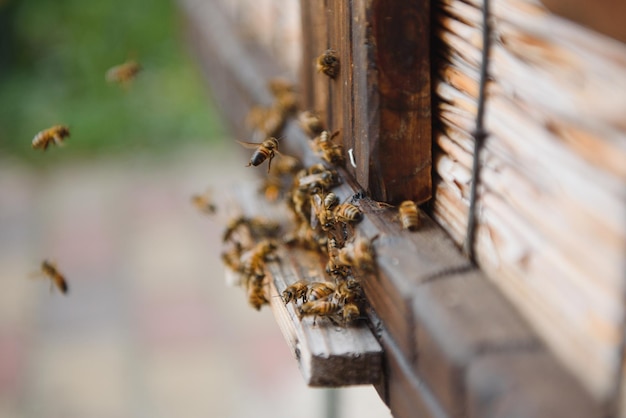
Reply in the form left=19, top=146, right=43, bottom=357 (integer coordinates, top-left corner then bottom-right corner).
left=432, top=0, right=626, bottom=400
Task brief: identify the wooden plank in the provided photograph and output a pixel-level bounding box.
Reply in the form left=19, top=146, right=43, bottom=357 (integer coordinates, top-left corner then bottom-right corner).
left=413, top=269, right=539, bottom=417
left=466, top=351, right=603, bottom=418
left=431, top=0, right=626, bottom=400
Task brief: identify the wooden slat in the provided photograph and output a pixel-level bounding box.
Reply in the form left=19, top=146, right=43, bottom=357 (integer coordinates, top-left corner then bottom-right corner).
left=431, top=0, right=626, bottom=400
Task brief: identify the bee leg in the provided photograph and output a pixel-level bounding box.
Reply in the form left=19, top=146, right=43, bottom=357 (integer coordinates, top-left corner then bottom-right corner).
left=266, top=155, right=274, bottom=173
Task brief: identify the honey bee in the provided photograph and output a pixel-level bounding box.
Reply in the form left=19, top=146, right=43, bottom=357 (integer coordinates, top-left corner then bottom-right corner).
left=342, top=303, right=360, bottom=323
left=240, top=240, right=278, bottom=285
left=247, top=278, right=269, bottom=310
left=191, top=189, right=216, bottom=214
left=284, top=223, right=327, bottom=253
left=297, top=168, right=340, bottom=195
left=39, top=260, right=69, bottom=294
left=316, top=49, right=340, bottom=79
left=237, top=137, right=280, bottom=172
left=306, top=281, right=336, bottom=301
left=336, top=279, right=361, bottom=304
left=221, top=241, right=244, bottom=273
left=282, top=280, right=309, bottom=304
left=399, top=200, right=420, bottom=231
left=311, top=193, right=335, bottom=231
left=313, top=131, right=344, bottom=166
left=298, top=111, right=325, bottom=138
left=333, top=202, right=363, bottom=225
left=287, top=182, right=311, bottom=226
left=298, top=300, right=341, bottom=325
left=336, top=235, right=376, bottom=272
left=32, top=125, right=70, bottom=151
left=246, top=105, right=286, bottom=138
left=269, top=154, right=302, bottom=176
left=106, top=60, right=142, bottom=85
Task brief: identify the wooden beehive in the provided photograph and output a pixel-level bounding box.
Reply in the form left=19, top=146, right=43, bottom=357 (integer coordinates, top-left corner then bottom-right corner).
left=179, top=0, right=626, bottom=416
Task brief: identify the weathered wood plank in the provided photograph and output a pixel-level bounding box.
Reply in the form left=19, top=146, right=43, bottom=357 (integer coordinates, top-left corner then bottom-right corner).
left=466, top=351, right=604, bottom=418
left=431, top=0, right=626, bottom=400
left=351, top=0, right=433, bottom=204
left=413, top=269, right=539, bottom=417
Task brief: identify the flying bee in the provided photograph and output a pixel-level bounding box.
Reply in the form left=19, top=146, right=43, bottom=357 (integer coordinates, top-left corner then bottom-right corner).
left=247, top=278, right=269, bottom=311
left=39, top=260, right=69, bottom=294
left=106, top=60, right=142, bottom=85
left=282, top=280, right=309, bottom=304
left=316, top=49, right=340, bottom=79
left=333, top=202, right=363, bottom=225
left=237, top=137, right=280, bottom=172
left=398, top=200, right=420, bottom=231
left=298, top=300, right=341, bottom=325
left=191, top=189, right=217, bottom=214
left=342, top=303, right=360, bottom=323
left=306, top=281, right=336, bottom=302
left=313, top=130, right=344, bottom=166
left=298, top=111, right=325, bottom=138
left=32, top=125, right=70, bottom=151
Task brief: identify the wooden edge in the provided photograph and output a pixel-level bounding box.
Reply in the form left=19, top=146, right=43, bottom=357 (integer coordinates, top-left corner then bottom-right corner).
left=266, top=252, right=383, bottom=387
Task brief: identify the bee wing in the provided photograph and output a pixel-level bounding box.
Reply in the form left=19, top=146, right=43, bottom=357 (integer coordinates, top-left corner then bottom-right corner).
left=236, top=140, right=262, bottom=149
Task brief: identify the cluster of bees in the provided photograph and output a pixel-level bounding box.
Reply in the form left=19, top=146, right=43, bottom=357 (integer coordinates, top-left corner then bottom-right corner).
left=29, top=60, right=142, bottom=295
left=210, top=49, right=421, bottom=327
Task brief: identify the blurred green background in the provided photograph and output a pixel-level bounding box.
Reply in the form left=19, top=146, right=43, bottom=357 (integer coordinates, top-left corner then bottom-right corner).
left=0, top=0, right=224, bottom=163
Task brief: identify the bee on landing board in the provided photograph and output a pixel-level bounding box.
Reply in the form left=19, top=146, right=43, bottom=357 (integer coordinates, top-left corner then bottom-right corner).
left=32, top=125, right=70, bottom=151
left=316, top=49, right=340, bottom=79
left=106, top=60, right=142, bottom=86
left=282, top=280, right=309, bottom=304
left=312, top=130, right=344, bottom=166
left=298, top=300, right=341, bottom=325
left=237, top=137, right=280, bottom=172
left=398, top=200, right=420, bottom=231
left=306, top=281, right=336, bottom=302
left=38, top=260, right=69, bottom=294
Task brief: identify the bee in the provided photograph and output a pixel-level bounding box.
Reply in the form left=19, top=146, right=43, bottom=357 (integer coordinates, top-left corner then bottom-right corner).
left=282, top=280, right=309, bottom=304
left=336, top=236, right=376, bottom=272
left=342, top=303, right=360, bottom=323
left=287, top=183, right=311, bottom=226
left=297, top=168, right=340, bottom=195
left=298, top=300, right=341, bottom=325
left=240, top=240, right=278, bottom=285
left=311, top=193, right=335, bottom=231
left=306, top=282, right=336, bottom=301
left=333, top=202, right=363, bottom=225
left=32, top=125, right=70, bottom=151
left=298, top=111, right=325, bottom=138
left=313, top=130, right=344, bottom=166
left=221, top=241, right=244, bottom=273
left=284, top=224, right=327, bottom=253
left=237, top=137, right=280, bottom=172
left=106, top=60, right=142, bottom=85
left=246, top=105, right=285, bottom=138
left=316, top=49, right=340, bottom=79
left=269, top=154, right=302, bottom=176
left=39, top=260, right=69, bottom=294
left=247, top=278, right=269, bottom=311
left=191, top=189, right=216, bottom=214
left=398, top=200, right=420, bottom=231
left=336, top=279, right=361, bottom=304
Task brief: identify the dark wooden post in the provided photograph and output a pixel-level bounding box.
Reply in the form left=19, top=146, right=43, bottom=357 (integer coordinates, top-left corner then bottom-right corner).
left=302, top=0, right=432, bottom=204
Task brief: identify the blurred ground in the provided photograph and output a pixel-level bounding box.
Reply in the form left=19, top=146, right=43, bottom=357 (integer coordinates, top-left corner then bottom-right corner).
left=0, top=143, right=391, bottom=418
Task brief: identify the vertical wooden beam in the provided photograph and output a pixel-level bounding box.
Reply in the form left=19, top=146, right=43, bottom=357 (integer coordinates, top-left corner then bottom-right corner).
left=300, top=0, right=330, bottom=128
left=352, top=0, right=432, bottom=204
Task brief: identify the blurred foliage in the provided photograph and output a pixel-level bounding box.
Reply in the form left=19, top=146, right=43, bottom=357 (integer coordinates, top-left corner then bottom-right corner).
left=0, top=0, right=225, bottom=162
